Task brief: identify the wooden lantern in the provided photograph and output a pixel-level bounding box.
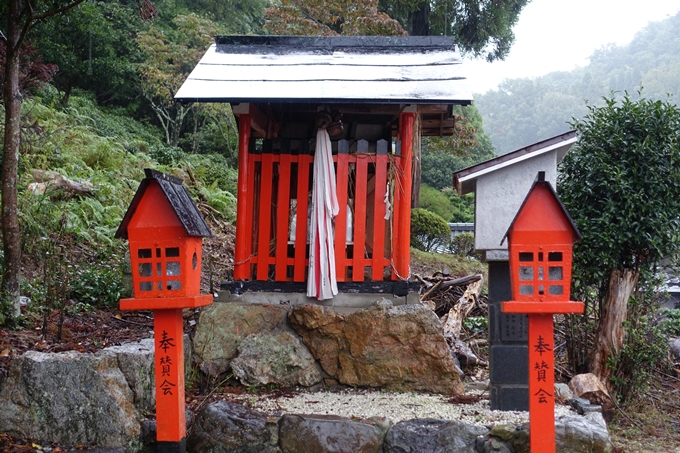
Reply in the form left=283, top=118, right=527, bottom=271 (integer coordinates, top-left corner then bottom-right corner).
left=116, top=169, right=213, bottom=310
left=116, top=169, right=213, bottom=453
left=503, top=171, right=583, bottom=315
left=502, top=171, right=584, bottom=453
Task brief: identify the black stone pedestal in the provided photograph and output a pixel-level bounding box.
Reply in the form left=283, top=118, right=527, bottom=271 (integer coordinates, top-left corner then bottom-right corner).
left=488, top=261, right=528, bottom=411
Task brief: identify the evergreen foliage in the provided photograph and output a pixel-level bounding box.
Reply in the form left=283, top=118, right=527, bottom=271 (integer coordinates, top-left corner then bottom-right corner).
left=410, top=208, right=451, bottom=252
left=558, top=93, right=680, bottom=397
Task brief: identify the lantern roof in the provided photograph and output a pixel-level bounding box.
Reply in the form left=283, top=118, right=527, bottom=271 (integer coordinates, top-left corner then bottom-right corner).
left=501, top=172, right=581, bottom=246
left=115, top=169, right=212, bottom=239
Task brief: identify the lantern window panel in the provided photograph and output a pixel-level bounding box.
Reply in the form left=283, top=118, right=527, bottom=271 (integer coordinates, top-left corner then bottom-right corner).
left=549, top=285, right=563, bottom=295
left=166, top=247, right=180, bottom=257
left=538, top=266, right=544, bottom=281
left=520, top=284, right=534, bottom=295
left=519, top=266, right=533, bottom=280
left=548, top=266, right=563, bottom=281
left=156, top=248, right=162, bottom=258
left=548, top=252, right=563, bottom=262
left=138, top=249, right=152, bottom=259
left=139, top=263, right=153, bottom=277
left=166, top=262, right=181, bottom=276
left=140, top=281, right=153, bottom=292
left=538, top=284, right=545, bottom=295
left=538, top=252, right=544, bottom=262
left=167, top=280, right=181, bottom=290
left=192, top=252, right=197, bottom=270
left=519, top=252, right=533, bottom=262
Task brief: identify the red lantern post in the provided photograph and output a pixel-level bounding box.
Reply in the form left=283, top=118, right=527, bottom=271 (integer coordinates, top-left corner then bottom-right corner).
left=115, top=169, right=213, bottom=453
left=501, top=172, right=583, bottom=453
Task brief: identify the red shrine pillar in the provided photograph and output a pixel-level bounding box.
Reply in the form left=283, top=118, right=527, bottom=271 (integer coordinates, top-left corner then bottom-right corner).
left=393, top=108, right=416, bottom=280
left=234, top=113, right=252, bottom=280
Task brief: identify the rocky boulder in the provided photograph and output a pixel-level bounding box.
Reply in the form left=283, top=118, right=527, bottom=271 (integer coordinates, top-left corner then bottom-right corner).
left=278, top=414, right=385, bottom=453
left=0, top=350, right=140, bottom=447
left=187, top=400, right=278, bottom=453
left=102, top=338, right=156, bottom=412
left=193, top=302, right=290, bottom=376
left=230, top=331, right=323, bottom=387
left=383, top=419, right=488, bottom=453
left=290, top=300, right=464, bottom=394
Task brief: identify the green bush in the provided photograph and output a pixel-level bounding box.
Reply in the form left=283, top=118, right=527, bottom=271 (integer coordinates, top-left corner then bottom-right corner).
left=71, top=260, right=127, bottom=307
left=450, top=233, right=475, bottom=257
left=410, top=208, right=450, bottom=252
left=419, top=183, right=454, bottom=221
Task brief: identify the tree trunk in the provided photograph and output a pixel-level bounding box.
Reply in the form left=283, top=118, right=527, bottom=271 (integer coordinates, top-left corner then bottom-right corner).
left=408, top=2, right=430, bottom=36
left=590, top=267, right=638, bottom=388
left=2, top=0, right=24, bottom=318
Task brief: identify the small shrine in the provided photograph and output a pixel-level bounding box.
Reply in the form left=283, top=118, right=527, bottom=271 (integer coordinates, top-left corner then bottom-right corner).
left=176, top=36, right=473, bottom=306
left=115, top=169, right=213, bottom=453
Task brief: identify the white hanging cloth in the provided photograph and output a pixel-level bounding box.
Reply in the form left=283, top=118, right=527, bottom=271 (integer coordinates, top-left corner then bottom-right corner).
left=307, top=128, right=340, bottom=300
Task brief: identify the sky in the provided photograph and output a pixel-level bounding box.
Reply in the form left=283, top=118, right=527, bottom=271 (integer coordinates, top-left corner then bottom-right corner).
left=464, top=0, right=680, bottom=95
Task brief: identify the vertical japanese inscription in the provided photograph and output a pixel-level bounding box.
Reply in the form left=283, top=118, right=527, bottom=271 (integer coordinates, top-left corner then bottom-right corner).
left=158, top=330, right=176, bottom=395
left=532, top=335, right=553, bottom=404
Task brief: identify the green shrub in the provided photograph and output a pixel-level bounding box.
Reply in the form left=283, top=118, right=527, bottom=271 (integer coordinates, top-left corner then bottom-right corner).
left=450, top=233, right=475, bottom=257
left=71, top=261, right=126, bottom=307
left=419, top=183, right=454, bottom=221
left=410, top=208, right=450, bottom=252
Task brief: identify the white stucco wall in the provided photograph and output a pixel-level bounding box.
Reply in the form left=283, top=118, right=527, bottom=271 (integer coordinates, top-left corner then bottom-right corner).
left=474, top=151, right=558, bottom=254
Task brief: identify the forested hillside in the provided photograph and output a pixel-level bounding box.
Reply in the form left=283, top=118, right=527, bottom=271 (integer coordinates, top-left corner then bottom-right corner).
left=474, top=11, right=680, bottom=154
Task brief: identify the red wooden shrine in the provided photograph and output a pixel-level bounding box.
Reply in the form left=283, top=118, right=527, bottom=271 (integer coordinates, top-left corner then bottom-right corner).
left=501, top=172, right=583, bottom=453
left=232, top=107, right=417, bottom=284
left=115, top=169, right=213, bottom=453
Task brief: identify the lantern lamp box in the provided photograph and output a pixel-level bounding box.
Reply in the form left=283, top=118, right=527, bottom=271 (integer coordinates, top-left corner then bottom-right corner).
left=501, top=171, right=584, bottom=315
left=115, top=169, right=213, bottom=311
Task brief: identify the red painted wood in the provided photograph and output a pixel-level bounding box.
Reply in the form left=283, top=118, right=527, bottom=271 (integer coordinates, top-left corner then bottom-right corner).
left=294, top=154, right=312, bottom=282
left=502, top=301, right=584, bottom=314
left=275, top=154, right=292, bottom=281
left=334, top=152, right=349, bottom=282
left=234, top=115, right=251, bottom=280
left=394, top=112, right=416, bottom=280
left=353, top=154, right=368, bottom=281
left=256, top=153, right=274, bottom=280
left=528, top=314, right=556, bottom=453
left=154, top=309, right=186, bottom=442
left=372, top=153, right=388, bottom=280
left=243, top=153, right=256, bottom=280
left=120, top=294, right=212, bottom=311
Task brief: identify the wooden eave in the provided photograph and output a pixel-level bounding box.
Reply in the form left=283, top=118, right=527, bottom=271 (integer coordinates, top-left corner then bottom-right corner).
left=453, top=131, right=577, bottom=195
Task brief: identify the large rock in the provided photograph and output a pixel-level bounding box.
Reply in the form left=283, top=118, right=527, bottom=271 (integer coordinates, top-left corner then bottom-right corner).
left=279, top=414, right=385, bottom=453
left=670, top=338, right=680, bottom=361
left=554, top=413, right=612, bottom=453
left=102, top=338, right=156, bottom=412
left=0, top=350, right=140, bottom=447
left=288, top=304, right=345, bottom=376
left=193, top=303, right=290, bottom=376
left=383, top=419, right=488, bottom=453
left=290, top=300, right=464, bottom=394
left=187, top=400, right=278, bottom=453
left=485, top=413, right=612, bottom=453
left=230, top=331, right=323, bottom=387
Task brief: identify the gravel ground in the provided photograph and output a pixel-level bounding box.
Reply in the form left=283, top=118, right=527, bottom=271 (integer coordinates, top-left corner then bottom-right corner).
left=222, top=382, right=577, bottom=427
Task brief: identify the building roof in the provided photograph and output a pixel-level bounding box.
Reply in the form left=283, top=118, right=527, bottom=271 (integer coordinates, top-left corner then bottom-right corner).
left=175, top=35, right=473, bottom=106
left=454, top=131, right=577, bottom=195
left=115, top=169, right=212, bottom=239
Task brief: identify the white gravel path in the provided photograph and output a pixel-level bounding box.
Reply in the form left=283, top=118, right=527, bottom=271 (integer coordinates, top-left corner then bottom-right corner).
left=223, top=383, right=577, bottom=427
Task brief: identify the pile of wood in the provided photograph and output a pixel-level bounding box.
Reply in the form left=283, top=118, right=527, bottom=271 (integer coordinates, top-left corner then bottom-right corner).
left=417, top=272, right=489, bottom=369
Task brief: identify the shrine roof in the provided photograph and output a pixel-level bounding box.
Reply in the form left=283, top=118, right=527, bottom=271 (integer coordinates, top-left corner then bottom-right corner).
left=115, top=169, right=212, bottom=239
left=174, top=35, right=473, bottom=106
